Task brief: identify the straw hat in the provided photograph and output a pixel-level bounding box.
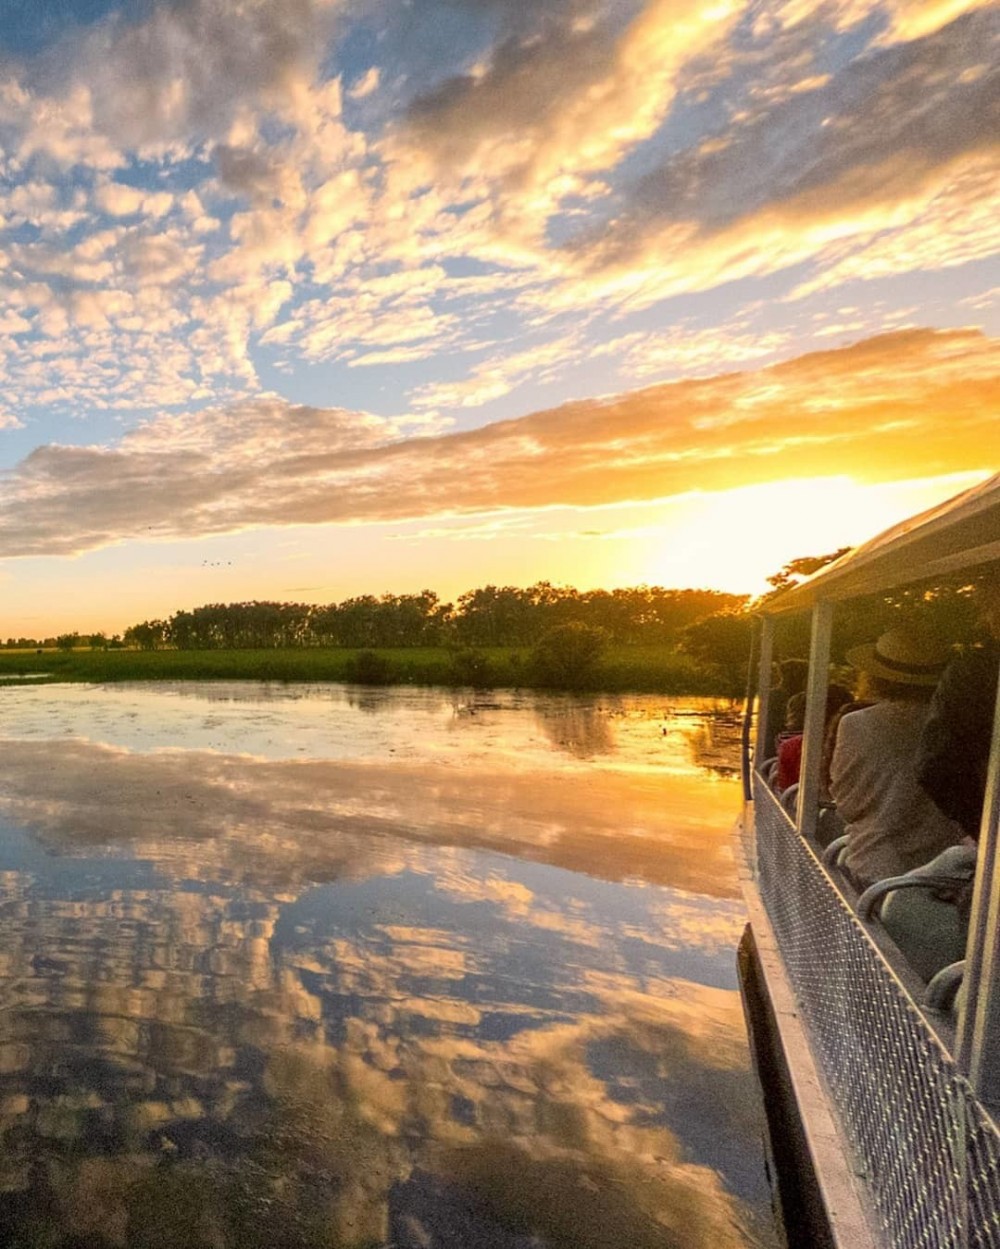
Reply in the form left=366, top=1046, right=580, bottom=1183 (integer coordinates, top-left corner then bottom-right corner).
left=845, top=625, right=950, bottom=686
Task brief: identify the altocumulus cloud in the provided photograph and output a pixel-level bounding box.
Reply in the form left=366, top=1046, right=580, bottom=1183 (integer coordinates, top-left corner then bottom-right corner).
left=0, top=0, right=996, bottom=424
left=0, top=328, right=995, bottom=558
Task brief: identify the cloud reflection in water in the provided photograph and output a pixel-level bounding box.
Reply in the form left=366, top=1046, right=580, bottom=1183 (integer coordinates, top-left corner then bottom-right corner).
left=0, top=689, right=776, bottom=1248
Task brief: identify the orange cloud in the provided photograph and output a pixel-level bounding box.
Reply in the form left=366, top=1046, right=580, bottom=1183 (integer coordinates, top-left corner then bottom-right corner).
left=0, top=326, right=994, bottom=558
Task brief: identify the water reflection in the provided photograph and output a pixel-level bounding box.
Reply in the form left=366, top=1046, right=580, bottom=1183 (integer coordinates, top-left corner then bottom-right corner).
left=683, top=707, right=745, bottom=780
left=530, top=697, right=615, bottom=760
left=0, top=686, right=775, bottom=1248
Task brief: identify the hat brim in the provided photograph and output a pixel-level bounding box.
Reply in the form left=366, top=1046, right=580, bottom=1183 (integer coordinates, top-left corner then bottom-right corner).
left=844, top=641, right=945, bottom=686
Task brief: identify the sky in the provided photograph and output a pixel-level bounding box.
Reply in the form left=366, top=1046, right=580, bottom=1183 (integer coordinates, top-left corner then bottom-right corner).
left=0, top=0, right=997, bottom=636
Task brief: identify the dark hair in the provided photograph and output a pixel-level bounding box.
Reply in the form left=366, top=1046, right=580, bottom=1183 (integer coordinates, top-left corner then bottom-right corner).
left=867, top=674, right=935, bottom=703
left=777, top=658, right=809, bottom=694
left=825, top=683, right=854, bottom=721
left=784, top=691, right=807, bottom=732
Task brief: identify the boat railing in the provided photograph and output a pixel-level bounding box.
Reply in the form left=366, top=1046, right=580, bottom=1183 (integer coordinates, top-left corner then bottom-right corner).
left=743, top=767, right=1000, bottom=1248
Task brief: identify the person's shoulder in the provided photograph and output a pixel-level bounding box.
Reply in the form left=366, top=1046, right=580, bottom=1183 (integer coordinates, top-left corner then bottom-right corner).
left=841, top=701, right=879, bottom=724
left=836, top=702, right=879, bottom=741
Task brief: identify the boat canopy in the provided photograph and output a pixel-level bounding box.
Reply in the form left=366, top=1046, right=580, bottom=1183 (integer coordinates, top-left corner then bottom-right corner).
left=761, top=472, right=1000, bottom=616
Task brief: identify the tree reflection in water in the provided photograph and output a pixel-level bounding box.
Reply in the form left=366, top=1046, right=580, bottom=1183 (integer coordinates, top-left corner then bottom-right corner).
left=0, top=689, right=777, bottom=1248
left=530, top=698, right=615, bottom=760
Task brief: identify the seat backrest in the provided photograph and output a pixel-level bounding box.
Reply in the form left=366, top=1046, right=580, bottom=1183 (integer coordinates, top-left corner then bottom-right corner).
left=881, top=889, right=967, bottom=982
left=815, top=804, right=844, bottom=849
left=779, top=782, right=799, bottom=815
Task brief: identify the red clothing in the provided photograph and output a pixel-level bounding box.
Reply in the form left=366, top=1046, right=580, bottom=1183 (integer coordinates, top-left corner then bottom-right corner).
left=777, top=734, right=803, bottom=792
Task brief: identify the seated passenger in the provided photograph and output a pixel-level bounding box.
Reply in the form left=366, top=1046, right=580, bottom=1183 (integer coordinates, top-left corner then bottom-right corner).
left=821, top=697, right=873, bottom=801
left=917, top=574, right=1000, bottom=841
left=764, top=658, right=809, bottom=757
left=829, top=625, right=964, bottom=889
left=775, top=692, right=806, bottom=792
left=777, top=684, right=853, bottom=793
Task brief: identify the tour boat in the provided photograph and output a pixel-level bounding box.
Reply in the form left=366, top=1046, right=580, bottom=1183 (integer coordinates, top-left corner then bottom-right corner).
left=737, top=473, right=1000, bottom=1248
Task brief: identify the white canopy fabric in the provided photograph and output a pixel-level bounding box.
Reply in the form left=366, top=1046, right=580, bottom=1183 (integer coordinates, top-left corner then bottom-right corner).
left=762, top=473, right=1000, bottom=616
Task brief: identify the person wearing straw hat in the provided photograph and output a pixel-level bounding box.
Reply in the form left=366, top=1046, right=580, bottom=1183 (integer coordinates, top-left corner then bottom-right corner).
left=830, top=623, right=965, bottom=889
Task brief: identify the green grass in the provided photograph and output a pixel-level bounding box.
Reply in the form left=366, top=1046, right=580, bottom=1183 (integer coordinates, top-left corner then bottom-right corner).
left=0, top=644, right=731, bottom=694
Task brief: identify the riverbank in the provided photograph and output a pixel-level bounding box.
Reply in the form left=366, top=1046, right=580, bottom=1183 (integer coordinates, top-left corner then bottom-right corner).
left=0, top=644, right=735, bottom=694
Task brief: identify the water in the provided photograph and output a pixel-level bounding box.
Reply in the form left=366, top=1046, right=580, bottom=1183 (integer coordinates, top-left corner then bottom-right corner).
left=0, top=683, right=779, bottom=1249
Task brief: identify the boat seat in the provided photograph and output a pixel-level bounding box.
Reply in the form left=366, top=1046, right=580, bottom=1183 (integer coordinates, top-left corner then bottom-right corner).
left=816, top=803, right=844, bottom=849
left=856, top=846, right=975, bottom=982
left=779, top=782, right=799, bottom=816
left=925, top=960, right=965, bottom=1013
left=760, top=756, right=778, bottom=787
left=822, top=834, right=849, bottom=869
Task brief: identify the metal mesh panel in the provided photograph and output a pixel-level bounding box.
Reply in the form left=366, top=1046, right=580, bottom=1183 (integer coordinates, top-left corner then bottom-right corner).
left=749, top=775, right=1000, bottom=1249
left=968, top=1103, right=1000, bottom=1248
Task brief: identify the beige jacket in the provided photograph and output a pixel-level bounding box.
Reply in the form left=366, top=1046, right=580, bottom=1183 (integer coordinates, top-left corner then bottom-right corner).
left=830, top=700, right=963, bottom=886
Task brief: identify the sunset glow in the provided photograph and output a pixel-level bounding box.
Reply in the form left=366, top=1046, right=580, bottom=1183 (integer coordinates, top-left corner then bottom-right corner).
left=0, top=0, right=996, bottom=633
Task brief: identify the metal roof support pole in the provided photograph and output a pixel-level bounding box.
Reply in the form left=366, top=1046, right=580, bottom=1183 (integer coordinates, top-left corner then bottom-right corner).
left=741, top=618, right=761, bottom=802
left=956, top=661, right=1000, bottom=1102
left=796, top=600, right=833, bottom=841
left=755, top=615, right=775, bottom=768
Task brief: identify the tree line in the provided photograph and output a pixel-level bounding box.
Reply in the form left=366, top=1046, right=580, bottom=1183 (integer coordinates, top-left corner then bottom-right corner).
left=4, top=584, right=745, bottom=653
left=128, top=584, right=746, bottom=651
left=10, top=554, right=986, bottom=698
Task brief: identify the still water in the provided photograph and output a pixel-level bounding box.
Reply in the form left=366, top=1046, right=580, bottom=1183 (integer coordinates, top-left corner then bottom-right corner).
left=0, top=683, right=779, bottom=1249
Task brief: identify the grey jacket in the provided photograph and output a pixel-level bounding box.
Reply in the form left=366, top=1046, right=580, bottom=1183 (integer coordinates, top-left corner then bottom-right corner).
left=832, top=700, right=964, bottom=886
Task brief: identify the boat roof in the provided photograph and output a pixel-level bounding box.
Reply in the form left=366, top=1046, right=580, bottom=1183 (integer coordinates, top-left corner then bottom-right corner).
left=761, top=472, right=1000, bottom=616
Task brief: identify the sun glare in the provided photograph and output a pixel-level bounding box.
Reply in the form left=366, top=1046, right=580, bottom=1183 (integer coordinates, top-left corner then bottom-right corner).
left=635, top=473, right=991, bottom=594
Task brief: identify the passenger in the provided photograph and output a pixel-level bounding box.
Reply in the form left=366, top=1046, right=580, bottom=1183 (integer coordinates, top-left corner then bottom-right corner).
left=775, top=692, right=807, bottom=792
left=917, top=574, right=1000, bottom=841
left=776, top=684, right=853, bottom=793
left=829, top=625, right=964, bottom=889
left=765, top=658, right=809, bottom=757
left=821, top=696, right=873, bottom=801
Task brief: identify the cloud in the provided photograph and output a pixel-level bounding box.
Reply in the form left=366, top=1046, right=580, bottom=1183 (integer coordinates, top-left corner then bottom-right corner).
left=386, top=0, right=740, bottom=247
left=94, top=181, right=173, bottom=217
left=33, top=0, right=338, bottom=154
left=597, top=323, right=798, bottom=382
left=410, top=331, right=586, bottom=410
left=0, top=0, right=996, bottom=429
left=683, top=12, right=994, bottom=231
left=787, top=156, right=1000, bottom=296
left=347, top=66, right=381, bottom=100
left=561, top=8, right=999, bottom=302
left=0, top=0, right=368, bottom=415
left=769, top=0, right=996, bottom=42
left=0, top=326, right=994, bottom=558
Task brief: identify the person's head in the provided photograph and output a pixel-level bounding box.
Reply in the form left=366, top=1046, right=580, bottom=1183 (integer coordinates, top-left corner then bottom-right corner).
left=845, top=623, right=950, bottom=702
left=824, top=683, right=854, bottom=722
left=776, top=658, right=809, bottom=695
left=784, top=691, right=807, bottom=733
left=974, top=572, right=1000, bottom=641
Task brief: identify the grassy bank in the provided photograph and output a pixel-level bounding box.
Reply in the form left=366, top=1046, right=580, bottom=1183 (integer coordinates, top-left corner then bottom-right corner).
left=0, top=644, right=732, bottom=694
